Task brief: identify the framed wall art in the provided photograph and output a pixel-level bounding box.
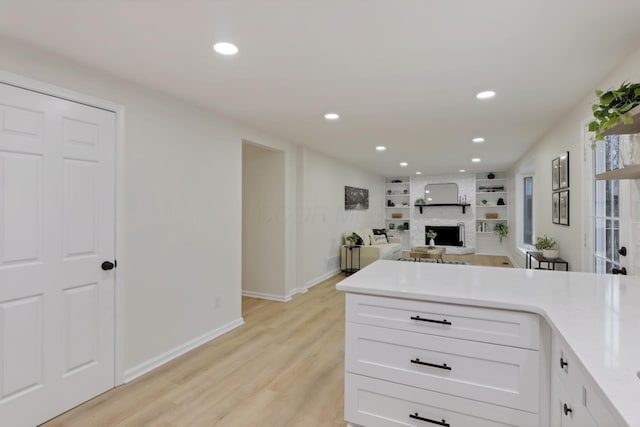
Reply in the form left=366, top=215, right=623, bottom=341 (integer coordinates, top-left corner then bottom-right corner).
left=552, top=192, right=560, bottom=224
left=552, top=157, right=560, bottom=191
left=558, top=190, right=569, bottom=226
left=344, top=186, right=369, bottom=210
left=558, top=152, right=569, bottom=189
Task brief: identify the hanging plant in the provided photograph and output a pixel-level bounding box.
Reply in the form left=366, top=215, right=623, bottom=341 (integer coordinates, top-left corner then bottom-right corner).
left=588, top=82, right=640, bottom=141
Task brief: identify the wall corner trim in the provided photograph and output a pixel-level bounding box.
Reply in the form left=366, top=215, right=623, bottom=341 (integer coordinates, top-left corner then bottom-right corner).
left=123, top=317, right=244, bottom=383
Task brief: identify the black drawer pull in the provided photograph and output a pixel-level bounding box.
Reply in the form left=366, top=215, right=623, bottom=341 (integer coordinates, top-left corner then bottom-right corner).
left=560, top=357, right=568, bottom=370
left=411, top=358, right=452, bottom=371
left=411, top=315, right=451, bottom=325
left=410, top=413, right=450, bottom=426
left=563, top=403, right=572, bottom=416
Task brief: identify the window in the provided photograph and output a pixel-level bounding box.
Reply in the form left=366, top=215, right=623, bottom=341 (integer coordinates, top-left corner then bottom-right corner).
left=523, top=176, right=533, bottom=245
left=593, top=136, right=621, bottom=274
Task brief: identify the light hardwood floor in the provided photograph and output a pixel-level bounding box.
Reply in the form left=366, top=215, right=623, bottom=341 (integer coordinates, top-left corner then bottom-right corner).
left=42, top=256, right=511, bottom=427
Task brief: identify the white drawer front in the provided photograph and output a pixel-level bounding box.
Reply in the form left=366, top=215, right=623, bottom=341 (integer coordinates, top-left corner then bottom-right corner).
left=346, top=293, right=540, bottom=349
left=346, top=323, right=539, bottom=413
left=345, top=373, right=539, bottom=427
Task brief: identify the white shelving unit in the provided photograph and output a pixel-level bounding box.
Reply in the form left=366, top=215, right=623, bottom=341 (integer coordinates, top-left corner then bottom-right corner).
left=384, top=176, right=411, bottom=250
left=475, top=171, right=508, bottom=255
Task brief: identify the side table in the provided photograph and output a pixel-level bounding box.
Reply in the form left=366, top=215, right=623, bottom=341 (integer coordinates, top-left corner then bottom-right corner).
left=342, top=245, right=361, bottom=275
left=526, top=251, right=569, bottom=271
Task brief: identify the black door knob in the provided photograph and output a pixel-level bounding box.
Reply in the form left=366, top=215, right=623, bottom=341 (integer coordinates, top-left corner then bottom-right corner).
left=101, top=261, right=115, bottom=271
left=619, top=247, right=627, bottom=256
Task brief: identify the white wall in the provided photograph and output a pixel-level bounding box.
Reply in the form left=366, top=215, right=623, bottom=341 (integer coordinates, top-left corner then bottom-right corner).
left=299, top=147, right=384, bottom=286
left=0, top=36, right=299, bottom=373
left=508, top=47, right=640, bottom=272
left=410, top=174, right=476, bottom=249
left=242, top=143, right=286, bottom=299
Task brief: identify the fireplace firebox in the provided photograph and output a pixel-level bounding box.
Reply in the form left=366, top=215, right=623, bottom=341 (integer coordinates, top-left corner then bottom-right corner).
left=425, top=225, right=463, bottom=247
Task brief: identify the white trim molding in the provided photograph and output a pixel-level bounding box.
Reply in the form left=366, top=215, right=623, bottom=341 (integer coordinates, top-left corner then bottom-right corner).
left=242, top=290, right=291, bottom=302
left=124, top=318, right=245, bottom=383
left=305, top=269, right=341, bottom=289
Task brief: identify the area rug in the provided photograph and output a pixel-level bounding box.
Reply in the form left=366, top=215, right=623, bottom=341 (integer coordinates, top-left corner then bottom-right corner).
left=398, top=258, right=469, bottom=265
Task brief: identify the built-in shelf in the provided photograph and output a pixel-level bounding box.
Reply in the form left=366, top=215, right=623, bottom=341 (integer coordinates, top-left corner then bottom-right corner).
left=477, top=204, right=507, bottom=207
left=386, top=206, right=410, bottom=209
left=414, top=203, right=471, bottom=214
left=600, top=105, right=640, bottom=136
left=476, top=191, right=507, bottom=195
left=595, top=164, right=640, bottom=180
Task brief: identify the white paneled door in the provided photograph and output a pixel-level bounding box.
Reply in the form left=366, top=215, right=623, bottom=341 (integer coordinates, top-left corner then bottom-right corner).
left=0, top=83, right=116, bottom=426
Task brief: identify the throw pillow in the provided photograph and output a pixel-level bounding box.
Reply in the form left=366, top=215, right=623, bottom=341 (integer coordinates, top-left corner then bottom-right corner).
left=370, top=234, right=388, bottom=245
left=372, top=228, right=389, bottom=243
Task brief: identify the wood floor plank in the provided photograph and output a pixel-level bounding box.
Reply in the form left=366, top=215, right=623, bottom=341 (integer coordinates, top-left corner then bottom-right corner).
left=41, top=256, right=510, bottom=427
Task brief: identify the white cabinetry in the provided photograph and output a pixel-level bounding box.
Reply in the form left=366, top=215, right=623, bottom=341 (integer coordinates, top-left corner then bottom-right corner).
left=344, top=293, right=543, bottom=427
left=385, top=176, right=411, bottom=250
left=476, top=171, right=508, bottom=255
left=550, top=331, right=620, bottom=427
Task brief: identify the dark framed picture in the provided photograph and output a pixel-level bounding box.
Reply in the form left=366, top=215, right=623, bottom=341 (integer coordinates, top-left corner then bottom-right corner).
left=559, top=190, right=569, bottom=226
left=552, top=158, right=560, bottom=190
left=344, top=186, right=369, bottom=210
left=558, top=152, right=569, bottom=189
left=552, top=192, right=560, bottom=224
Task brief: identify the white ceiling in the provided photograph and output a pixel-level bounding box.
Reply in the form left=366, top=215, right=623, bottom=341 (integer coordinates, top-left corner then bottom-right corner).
left=1, top=0, right=640, bottom=176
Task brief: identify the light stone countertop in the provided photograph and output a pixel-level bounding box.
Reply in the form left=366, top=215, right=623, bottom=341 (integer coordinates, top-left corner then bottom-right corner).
left=336, top=260, right=640, bottom=427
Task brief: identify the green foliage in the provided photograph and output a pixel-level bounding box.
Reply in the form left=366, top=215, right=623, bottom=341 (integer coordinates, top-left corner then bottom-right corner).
left=396, top=224, right=406, bottom=232
left=535, top=234, right=558, bottom=250
left=415, top=198, right=426, bottom=205
left=493, top=223, right=509, bottom=243
left=426, top=229, right=437, bottom=239
left=345, top=234, right=358, bottom=245
left=589, top=82, right=640, bottom=141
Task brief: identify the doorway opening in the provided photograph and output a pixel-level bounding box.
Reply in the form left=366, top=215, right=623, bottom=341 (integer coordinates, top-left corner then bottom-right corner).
left=241, top=142, right=287, bottom=304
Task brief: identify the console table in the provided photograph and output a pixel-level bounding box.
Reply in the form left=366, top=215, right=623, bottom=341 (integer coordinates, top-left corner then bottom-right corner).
left=526, top=251, right=569, bottom=271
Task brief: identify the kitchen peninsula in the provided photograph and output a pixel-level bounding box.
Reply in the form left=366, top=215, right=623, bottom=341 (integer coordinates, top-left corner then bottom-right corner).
left=337, top=260, right=640, bottom=427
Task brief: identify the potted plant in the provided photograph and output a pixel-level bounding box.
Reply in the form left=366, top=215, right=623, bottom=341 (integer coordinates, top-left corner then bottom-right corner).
left=387, top=189, right=392, bottom=195
left=535, top=235, right=559, bottom=258
left=588, top=82, right=640, bottom=141
left=396, top=224, right=406, bottom=232
left=344, top=234, right=358, bottom=247
left=426, top=229, right=437, bottom=247
left=403, top=189, right=409, bottom=194
left=493, top=223, right=509, bottom=244
left=415, top=198, right=425, bottom=205
left=481, top=199, right=488, bottom=205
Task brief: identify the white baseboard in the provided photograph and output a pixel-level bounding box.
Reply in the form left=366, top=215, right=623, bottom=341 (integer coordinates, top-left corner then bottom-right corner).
left=242, top=290, right=291, bottom=302
left=124, top=317, right=244, bottom=383
left=305, top=268, right=340, bottom=289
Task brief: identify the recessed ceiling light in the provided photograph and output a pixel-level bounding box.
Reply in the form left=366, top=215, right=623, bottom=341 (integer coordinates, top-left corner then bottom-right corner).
left=375, top=146, right=386, bottom=151
left=324, top=113, right=340, bottom=120
left=416, top=171, right=422, bottom=175
left=476, top=91, right=496, bottom=100
left=400, top=162, right=408, bottom=167
left=471, top=158, right=481, bottom=163
left=459, top=169, right=466, bottom=173
left=472, top=137, right=485, bottom=143
left=213, top=42, right=238, bottom=55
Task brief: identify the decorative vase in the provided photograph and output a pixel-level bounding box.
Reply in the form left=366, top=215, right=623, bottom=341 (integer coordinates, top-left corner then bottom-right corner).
left=542, top=249, right=559, bottom=259
left=619, top=133, right=640, bottom=167
left=487, top=172, right=495, bottom=179
left=429, top=239, right=435, bottom=247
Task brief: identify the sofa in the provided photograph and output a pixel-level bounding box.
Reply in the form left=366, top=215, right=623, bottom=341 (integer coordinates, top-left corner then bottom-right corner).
left=341, top=228, right=402, bottom=270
